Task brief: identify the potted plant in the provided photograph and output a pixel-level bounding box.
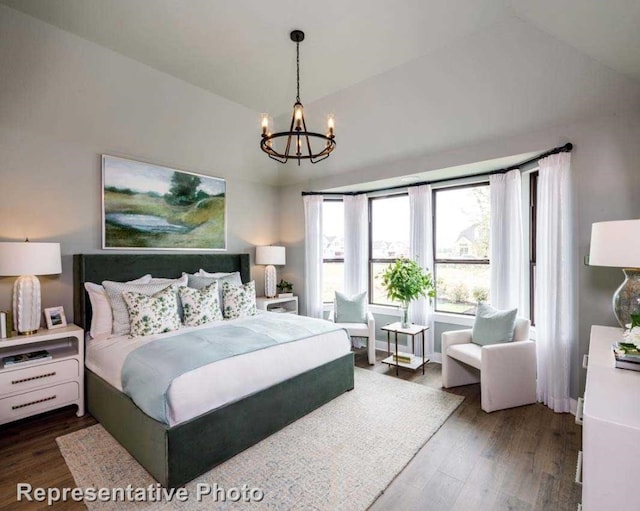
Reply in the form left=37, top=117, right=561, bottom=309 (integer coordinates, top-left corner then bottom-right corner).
left=277, top=279, right=294, bottom=298
left=380, top=258, right=436, bottom=328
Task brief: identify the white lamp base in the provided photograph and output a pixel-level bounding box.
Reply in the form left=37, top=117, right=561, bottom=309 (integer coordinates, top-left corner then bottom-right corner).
left=12, top=275, right=41, bottom=334
left=264, top=265, right=277, bottom=298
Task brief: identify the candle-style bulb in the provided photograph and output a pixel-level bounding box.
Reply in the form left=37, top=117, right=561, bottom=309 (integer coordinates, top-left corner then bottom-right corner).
left=294, top=104, right=303, bottom=129
left=260, top=114, right=269, bottom=136
left=327, top=114, right=335, bottom=134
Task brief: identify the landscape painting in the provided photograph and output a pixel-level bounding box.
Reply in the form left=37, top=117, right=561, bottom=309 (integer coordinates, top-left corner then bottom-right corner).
left=102, top=155, right=226, bottom=250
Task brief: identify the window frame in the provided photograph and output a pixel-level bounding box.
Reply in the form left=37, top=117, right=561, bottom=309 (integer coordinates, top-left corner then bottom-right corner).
left=368, top=192, right=409, bottom=307
left=321, top=198, right=345, bottom=304
left=432, top=182, right=491, bottom=316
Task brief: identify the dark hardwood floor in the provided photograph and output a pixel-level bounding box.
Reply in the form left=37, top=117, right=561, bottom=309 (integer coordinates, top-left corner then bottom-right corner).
left=0, top=351, right=581, bottom=510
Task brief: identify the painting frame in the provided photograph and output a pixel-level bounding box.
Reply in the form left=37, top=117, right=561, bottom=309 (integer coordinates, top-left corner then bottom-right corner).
left=44, top=306, right=67, bottom=330
left=101, top=155, right=227, bottom=251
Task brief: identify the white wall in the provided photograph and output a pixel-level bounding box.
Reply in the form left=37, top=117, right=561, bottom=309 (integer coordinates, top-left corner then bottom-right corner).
left=0, top=5, right=280, bottom=321
left=279, top=109, right=640, bottom=399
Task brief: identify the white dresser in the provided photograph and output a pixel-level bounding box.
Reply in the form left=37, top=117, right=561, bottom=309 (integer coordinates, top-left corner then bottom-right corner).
left=580, top=325, right=640, bottom=510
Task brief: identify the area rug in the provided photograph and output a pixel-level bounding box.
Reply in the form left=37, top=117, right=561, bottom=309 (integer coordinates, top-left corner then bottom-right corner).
left=57, top=368, right=463, bottom=510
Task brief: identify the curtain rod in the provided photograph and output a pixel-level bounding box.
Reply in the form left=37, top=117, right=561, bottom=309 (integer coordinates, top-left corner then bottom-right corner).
left=301, top=142, right=573, bottom=197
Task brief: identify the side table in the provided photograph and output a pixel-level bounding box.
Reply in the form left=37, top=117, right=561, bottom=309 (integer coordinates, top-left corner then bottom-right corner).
left=381, top=322, right=429, bottom=375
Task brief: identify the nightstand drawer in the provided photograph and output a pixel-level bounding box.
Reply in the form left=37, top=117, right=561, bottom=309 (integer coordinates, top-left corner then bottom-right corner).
left=0, top=359, right=79, bottom=396
left=0, top=382, right=79, bottom=422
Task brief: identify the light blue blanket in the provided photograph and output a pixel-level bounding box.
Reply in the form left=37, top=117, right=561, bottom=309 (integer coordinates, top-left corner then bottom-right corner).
left=121, top=312, right=344, bottom=424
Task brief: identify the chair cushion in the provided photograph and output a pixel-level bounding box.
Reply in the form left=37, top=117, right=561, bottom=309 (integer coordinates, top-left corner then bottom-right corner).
left=335, top=291, right=367, bottom=323
left=335, top=323, right=369, bottom=337
left=472, top=303, right=517, bottom=346
left=446, top=343, right=482, bottom=369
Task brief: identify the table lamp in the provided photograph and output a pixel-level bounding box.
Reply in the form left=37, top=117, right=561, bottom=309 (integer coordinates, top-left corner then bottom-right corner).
left=255, top=246, right=285, bottom=298
left=589, top=220, right=640, bottom=328
left=0, top=241, right=62, bottom=334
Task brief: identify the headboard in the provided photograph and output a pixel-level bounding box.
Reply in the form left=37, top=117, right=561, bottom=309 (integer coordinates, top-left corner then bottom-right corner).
left=73, top=253, right=251, bottom=332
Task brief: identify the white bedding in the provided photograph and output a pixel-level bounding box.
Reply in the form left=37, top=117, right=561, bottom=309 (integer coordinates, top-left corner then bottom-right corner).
left=85, top=314, right=351, bottom=426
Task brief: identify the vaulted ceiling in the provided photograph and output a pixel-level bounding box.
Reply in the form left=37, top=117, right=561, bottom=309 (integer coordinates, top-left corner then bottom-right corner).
left=3, top=0, right=640, bottom=184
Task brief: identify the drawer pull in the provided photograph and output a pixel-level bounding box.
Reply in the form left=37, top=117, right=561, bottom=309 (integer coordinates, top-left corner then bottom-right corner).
left=11, top=372, right=56, bottom=385
left=575, top=397, right=584, bottom=426
left=12, top=395, right=56, bottom=410
left=582, top=354, right=589, bottom=369
left=575, top=450, right=583, bottom=485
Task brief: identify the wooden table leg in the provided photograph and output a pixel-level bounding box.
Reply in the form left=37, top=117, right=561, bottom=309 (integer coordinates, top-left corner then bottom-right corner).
left=395, top=331, right=399, bottom=376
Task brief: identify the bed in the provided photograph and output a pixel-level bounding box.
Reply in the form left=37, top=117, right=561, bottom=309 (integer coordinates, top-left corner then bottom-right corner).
left=73, top=253, right=354, bottom=488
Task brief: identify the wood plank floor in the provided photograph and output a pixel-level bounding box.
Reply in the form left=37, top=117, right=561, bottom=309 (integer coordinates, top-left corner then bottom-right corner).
left=0, top=351, right=582, bottom=510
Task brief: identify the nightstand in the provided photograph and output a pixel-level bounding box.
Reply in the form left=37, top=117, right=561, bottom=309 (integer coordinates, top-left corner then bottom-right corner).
left=256, top=296, right=299, bottom=315
left=0, top=324, right=84, bottom=425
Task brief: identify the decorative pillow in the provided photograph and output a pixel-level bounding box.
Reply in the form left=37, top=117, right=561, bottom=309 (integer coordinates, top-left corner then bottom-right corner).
left=334, top=291, right=367, bottom=323
left=222, top=281, right=257, bottom=320
left=471, top=302, right=518, bottom=346
left=187, top=272, right=243, bottom=304
left=85, top=275, right=151, bottom=339
left=103, top=280, right=182, bottom=336
left=196, top=270, right=239, bottom=279
left=179, top=282, right=223, bottom=327
left=123, top=286, right=182, bottom=337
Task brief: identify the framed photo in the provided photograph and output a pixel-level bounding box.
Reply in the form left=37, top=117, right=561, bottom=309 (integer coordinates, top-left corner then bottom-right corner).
left=44, top=306, right=67, bottom=330
left=102, top=155, right=227, bottom=250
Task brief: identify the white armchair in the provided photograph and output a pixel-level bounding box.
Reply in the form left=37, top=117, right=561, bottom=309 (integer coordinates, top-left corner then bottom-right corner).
left=441, top=318, right=536, bottom=413
left=329, top=309, right=376, bottom=365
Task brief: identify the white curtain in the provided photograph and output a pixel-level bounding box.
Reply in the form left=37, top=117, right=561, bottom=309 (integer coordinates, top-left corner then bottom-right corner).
left=409, top=185, right=434, bottom=357
left=343, top=195, right=368, bottom=297
left=489, top=169, right=526, bottom=314
left=304, top=195, right=324, bottom=319
left=535, top=152, right=575, bottom=413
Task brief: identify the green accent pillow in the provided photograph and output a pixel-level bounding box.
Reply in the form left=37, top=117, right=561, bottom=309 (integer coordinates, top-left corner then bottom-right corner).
left=472, top=303, right=518, bottom=346
left=222, top=281, right=257, bottom=320
left=179, top=282, right=223, bottom=327
left=123, top=285, right=182, bottom=337
left=335, top=291, right=367, bottom=323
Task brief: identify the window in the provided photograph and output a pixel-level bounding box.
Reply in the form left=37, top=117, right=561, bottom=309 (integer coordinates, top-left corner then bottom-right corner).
left=369, top=194, right=410, bottom=305
left=433, top=184, right=490, bottom=315
left=322, top=200, right=344, bottom=302
left=529, top=171, right=538, bottom=324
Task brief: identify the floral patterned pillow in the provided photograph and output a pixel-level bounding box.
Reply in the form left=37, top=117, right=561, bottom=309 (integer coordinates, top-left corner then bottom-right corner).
left=179, top=282, right=223, bottom=327
left=222, top=281, right=257, bottom=320
left=123, top=285, right=181, bottom=337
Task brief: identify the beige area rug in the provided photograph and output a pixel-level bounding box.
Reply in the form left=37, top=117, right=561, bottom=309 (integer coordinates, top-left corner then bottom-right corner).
left=57, top=368, right=463, bottom=510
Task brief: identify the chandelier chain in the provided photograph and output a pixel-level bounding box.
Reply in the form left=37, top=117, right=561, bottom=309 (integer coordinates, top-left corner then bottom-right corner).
left=296, top=41, right=300, bottom=102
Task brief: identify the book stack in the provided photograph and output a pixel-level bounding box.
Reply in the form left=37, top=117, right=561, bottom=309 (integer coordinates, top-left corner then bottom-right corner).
left=3, top=350, right=52, bottom=367
left=612, top=342, right=640, bottom=372
left=393, top=353, right=413, bottom=364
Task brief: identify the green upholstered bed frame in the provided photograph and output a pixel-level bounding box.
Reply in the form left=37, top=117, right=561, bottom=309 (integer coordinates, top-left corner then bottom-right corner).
left=73, top=254, right=354, bottom=488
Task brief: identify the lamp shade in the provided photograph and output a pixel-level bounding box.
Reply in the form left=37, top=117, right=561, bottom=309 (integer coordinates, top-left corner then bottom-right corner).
left=255, top=246, right=286, bottom=266
left=589, top=220, right=640, bottom=268
left=0, top=242, right=62, bottom=276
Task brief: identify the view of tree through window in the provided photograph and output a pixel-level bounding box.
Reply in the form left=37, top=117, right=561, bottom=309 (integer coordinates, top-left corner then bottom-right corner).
left=369, top=195, right=410, bottom=305
left=322, top=200, right=344, bottom=302
left=434, top=184, right=490, bottom=314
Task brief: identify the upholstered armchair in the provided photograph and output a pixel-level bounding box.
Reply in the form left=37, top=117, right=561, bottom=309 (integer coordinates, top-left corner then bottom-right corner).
left=328, top=309, right=376, bottom=365
left=441, top=318, right=536, bottom=413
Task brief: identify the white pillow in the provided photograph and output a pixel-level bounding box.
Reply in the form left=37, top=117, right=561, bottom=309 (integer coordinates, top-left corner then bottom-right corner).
left=196, top=269, right=240, bottom=280
left=84, top=274, right=151, bottom=339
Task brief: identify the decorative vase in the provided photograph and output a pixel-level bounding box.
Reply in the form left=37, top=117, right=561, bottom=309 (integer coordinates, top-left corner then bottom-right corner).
left=613, top=269, right=640, bottom=328
left=401, top=303, right=410, bottom=328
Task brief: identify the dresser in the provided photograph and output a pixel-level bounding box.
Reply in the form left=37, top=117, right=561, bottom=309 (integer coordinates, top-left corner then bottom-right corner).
left=0, top=325, right=84, bottom=425
left=579, top=325, right=640, bottom=510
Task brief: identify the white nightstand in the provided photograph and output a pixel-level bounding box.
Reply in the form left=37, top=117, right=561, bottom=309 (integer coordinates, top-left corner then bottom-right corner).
left=256, top=296, right=299, bottom=315
left=0, top=324, right=84, bottom=425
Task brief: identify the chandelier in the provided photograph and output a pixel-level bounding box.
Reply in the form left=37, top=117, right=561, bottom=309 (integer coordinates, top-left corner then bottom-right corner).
left=260, top=30, right=336, bottom=165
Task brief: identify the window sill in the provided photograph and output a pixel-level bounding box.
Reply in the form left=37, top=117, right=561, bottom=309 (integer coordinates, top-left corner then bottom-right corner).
left=433, top=312, right=475, bottom=327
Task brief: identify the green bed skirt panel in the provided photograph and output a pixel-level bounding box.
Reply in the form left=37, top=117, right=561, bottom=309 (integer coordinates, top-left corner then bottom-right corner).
left=86, top=352, right=354, bottom=488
